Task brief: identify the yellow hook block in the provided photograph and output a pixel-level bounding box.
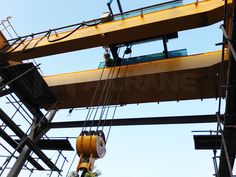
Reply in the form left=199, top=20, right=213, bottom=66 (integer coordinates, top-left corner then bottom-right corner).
left=76, top=134, right=106, bottom=158
left=76, top=131, right=106, bottom=172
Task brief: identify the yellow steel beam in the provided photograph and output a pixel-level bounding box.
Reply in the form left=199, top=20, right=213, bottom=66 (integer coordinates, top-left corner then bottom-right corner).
left=6, top=0, right=232, bottom=61
left=43, top=50, right=228, bottom=109
left=0, top=31, right=8, bottom=51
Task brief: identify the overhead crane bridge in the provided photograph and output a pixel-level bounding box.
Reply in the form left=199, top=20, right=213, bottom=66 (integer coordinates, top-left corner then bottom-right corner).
left=0, top=0, right=235, bottom=176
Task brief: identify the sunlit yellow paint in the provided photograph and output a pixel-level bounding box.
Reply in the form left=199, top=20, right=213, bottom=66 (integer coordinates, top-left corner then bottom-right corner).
left=42, top=50, right=228, bottom=109
left=5, top=0, right=232, bottom=61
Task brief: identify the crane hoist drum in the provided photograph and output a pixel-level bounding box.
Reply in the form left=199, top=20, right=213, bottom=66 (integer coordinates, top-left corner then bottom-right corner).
left=76, top=130, right=106, bottom=173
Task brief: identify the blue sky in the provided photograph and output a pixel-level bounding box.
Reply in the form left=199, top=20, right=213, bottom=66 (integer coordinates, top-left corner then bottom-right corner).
left=0, top=0, right=226, bottom=177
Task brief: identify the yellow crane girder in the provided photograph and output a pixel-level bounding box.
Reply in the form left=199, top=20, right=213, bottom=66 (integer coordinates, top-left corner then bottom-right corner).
left=43, top=50, right=228, bottom=109
left=5, top=0, right=232, bottom=61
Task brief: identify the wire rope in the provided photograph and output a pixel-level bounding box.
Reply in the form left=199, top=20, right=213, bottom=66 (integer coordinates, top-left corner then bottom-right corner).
left=66, top=48, right=122, bottom=176
left=82, top=48, right=120, bottom=132
left=6, top=36, right=30, bottom=53
left=89, top=59, right=119, bottom=131
left=0, top=37, right=21, bottom=53
left=93, top=45, right=132, bottom=141
left=21, top=31, right=50, bottom=53
left=47, top=24, right=83, bottom=43
left=81, top=65, right=107, bottom=132
left=102, top=50, right=131, bottom=142
left=88, top=47, right=123, bottom=131
left=65, top=52, right=113, bottom=175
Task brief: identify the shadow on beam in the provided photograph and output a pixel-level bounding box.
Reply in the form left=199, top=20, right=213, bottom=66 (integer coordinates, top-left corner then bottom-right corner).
left=49, top=114, right=222, bottom=129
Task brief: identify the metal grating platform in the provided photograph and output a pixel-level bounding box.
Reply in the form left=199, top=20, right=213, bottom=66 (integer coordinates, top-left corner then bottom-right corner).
left=193, top=135, right=221, bottom=150
left=0, top=63, right=57, bottom=109
left=15, top=139, right=74, bottom=151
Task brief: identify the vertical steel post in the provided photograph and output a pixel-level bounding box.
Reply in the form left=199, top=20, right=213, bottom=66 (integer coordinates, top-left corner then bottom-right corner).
left=6, top=121, right=37, bottom=177
left=162, top=36, right=169, bottom=58
left=7, top=110, right=57, bottom=177
left=220, top=0, right=236, bottom=176
left=116, top=0, right=123, bottom=13
left=212, top=150, right=219, bottom=177
left=225, top=0, right=236, bottom=119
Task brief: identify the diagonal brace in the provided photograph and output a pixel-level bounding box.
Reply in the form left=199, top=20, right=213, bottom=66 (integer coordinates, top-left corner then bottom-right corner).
left=0, top=127, right=44, bottom=170
left=0, top=108, right=60, bottom=172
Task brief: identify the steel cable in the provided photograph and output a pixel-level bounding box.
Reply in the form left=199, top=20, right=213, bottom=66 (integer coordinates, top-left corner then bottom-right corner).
left=66, top=52, right=109, bottom=176
left=47, top=24, right=84, bottom=43
left=81, top=65, right=107, bottom=132
left=89, top=60, right=119, bottom=131
left=88, top=47, right=122, bottom=131
left=102, top=51, right=131, bottom=142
